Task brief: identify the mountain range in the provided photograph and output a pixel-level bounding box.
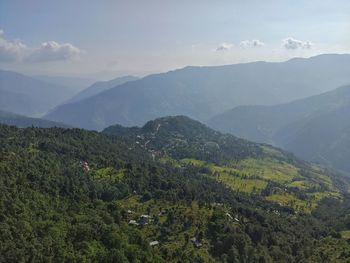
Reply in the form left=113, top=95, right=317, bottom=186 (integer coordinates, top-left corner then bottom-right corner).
left=0, top=110, right=71, bottom=128
left=0, top=70, right=78, bottom=116
left=208, top=84, right=350, bottom=174
left=67, top=75, right=138, bottom=103
left=33, top=75, right=96, bottom=92
left=45, top=54, right=350, bottom=130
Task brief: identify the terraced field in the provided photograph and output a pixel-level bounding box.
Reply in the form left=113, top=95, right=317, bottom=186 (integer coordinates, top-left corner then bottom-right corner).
left=160, top=156, right=341, bottom=213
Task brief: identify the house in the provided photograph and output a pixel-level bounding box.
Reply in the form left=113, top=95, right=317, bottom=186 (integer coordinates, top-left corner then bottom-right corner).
left=225, top=212, right=233, bottom=220
left=149, top=241, right=159, bottom=247
left=190, top=237, right=202, bottom=248
left=139, top=215, right=151, bottom=226
left=128, top=220, right=139, bottom=226
left=82, top=161, right=90, bottom=173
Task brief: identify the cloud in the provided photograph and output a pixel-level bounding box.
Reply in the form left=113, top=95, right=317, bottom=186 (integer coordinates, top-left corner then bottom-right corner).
left=215, top=42, right=233, bottom=51
left=0, top=29, right=27, bottom=62
left=240, top=39, right=264, bottom=48
left=26, top=41, right=82, bottom=62
left=283, top=37, right=313, bottom=50
left=0, top=29, right=82, bottom=63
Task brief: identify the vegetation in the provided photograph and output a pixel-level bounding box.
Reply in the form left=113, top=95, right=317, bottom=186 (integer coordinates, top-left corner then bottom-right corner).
left=1, top=117, right=350, bottom=262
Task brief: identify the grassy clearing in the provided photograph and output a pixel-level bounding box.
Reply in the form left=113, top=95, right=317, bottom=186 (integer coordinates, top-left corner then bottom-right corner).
left=266, top=193, right=312, bottom=212
left=232, top=158, right=300, bottom=183
left=288, top=180, right=314, bottom=190
left=341, top=230, right=350, bottom=240
left=94, top=167, right=124, bottom=180
left=214, top=172, right=267, bottom=194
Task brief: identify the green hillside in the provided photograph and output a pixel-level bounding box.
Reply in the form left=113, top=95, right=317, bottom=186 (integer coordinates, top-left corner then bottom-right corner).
left=1, top=117, right=350, bottom=262
left=103, top=116, right=346, bottom=213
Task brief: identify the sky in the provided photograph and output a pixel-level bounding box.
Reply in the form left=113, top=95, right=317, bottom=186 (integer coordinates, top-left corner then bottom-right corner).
left=0, top=0, right=350, bottom=79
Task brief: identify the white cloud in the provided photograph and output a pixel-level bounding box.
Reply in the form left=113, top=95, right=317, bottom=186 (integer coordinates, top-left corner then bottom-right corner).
left=26, top=41, right=82, bottom=62
left=215, top=42, right=233, bottom=51
left=0, top=29, right=82, bottom=63
left=0, top=29, right=27, bottom=62
left=240, top=39, right=264, bottom=48
left=283, top=37, right=313, bottom=50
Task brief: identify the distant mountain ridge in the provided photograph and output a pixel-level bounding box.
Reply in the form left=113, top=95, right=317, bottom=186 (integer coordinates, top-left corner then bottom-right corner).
left=0, top=110, right=71, bottom=128
left=67, top=75, right=139, bottom=103
left=45, top=54, right=350, bottom=130
left=0, top=69, right=78, bottom=116
left=34, top=75, right=96, bottom=92
left=208, top=84, right=350, bottom=173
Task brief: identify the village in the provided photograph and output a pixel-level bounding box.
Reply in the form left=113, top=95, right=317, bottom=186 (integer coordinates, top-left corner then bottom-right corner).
left=125, top=204, right=241, bottom=249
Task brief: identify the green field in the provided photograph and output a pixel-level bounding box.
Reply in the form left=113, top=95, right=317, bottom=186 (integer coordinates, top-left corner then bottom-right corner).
left=161, top=157, right=341, bottom=213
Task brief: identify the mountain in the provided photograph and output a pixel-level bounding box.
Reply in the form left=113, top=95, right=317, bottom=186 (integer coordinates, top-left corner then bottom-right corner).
left=103, top=115, right=263, bottom=164
left=103, top=115, right=348, bottom=210
left=0, top=70, right=78, bottom=116
left=34, top=75, right=96, bottom=92
left=2, top=116, right=350, bottom=262
left=45, top=54, right=350, bottom=130
left=68, top=75, right=139, bottom=103
left=208, top=85, right=350, bottom=173
left=0, top=110, right=71, bottom=128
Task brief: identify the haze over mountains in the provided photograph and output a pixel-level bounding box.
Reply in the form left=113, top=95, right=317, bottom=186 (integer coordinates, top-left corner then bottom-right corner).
left=0, top=110, right=71, bottom=128
left=208, top=84, right=350, bottom=173
left=34, top=75, right=96, bottom=92
left=2, top=54, right=350, bottom=175
left=67, top=75, right=138, bottom=103
left=0, top=70, right=79, bottom=116
left=45, top=54, right=350, bottom=130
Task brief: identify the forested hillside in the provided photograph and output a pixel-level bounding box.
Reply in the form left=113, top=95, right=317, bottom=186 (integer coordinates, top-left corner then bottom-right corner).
left=1, top=117, right=349, bottom=262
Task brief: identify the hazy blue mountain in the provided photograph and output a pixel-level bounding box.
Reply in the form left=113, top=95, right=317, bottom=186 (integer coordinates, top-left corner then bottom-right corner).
left=46, top=54, right=350, bottom=130
left=274, top=104, right=350, bottom=173
left=0, top=110, right=71, bottom=128
left=68, top=75, right=139, bottom=103
left=208, top=84, right=350, bottom=173
left=34, top=75, right=96, bottom=92
left=0, top=70, right=77, bottom=116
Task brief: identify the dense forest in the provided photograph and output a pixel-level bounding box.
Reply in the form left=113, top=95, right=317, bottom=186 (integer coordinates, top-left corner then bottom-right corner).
left=1, top=118, right=350, bottom=262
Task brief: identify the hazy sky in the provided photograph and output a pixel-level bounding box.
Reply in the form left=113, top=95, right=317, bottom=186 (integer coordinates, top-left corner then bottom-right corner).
left=0, top=0, right=349, bottom=79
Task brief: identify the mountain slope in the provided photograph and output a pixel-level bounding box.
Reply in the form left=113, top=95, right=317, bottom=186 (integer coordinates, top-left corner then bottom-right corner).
left=0, top=110, right=71, bottom=128
left=68, top=75, right=139, bottom=103
left=45, top=54, right=350, bottom=130
left=0, top=70, right=77, bottom=116
left=208, top=85, right=350, bottom=173
left=2, top=119, right=350, bottom=262
left=103, top=116, right=348, bottom=212
left=33, top=75, right=96, bottom=92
